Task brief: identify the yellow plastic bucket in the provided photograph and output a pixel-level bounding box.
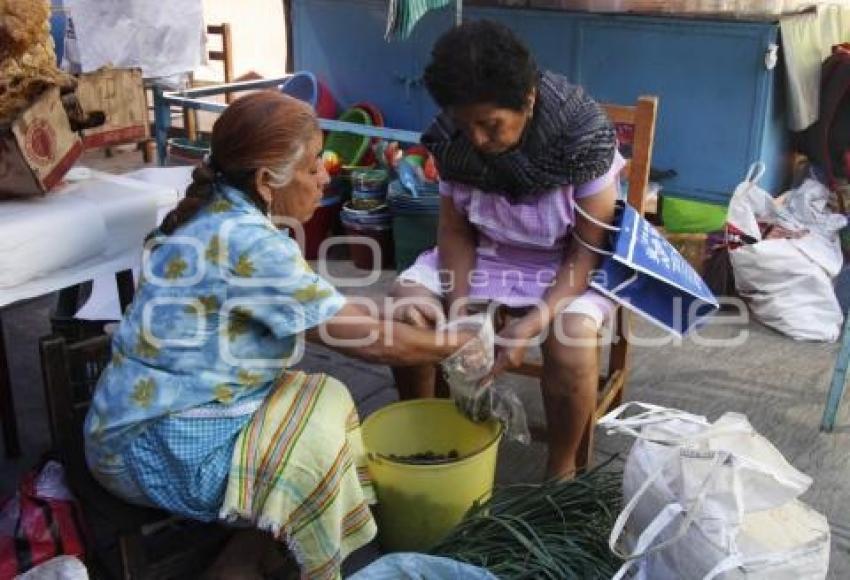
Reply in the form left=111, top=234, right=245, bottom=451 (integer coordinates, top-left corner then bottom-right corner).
left=362, top=399, right=502, bottom=552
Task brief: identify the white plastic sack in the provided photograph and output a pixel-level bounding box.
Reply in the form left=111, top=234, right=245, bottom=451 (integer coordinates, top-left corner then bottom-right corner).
left=439, top=315, right=530, bottom=443
left=599, top=402, right=830, bottom=580
left=781, top=178, right=847, bottom=277
left=15, top=556, right=89, bottom=580
left=728, top=165, right=846, bottom=342
left=349, top=553, right=497, bottom=579
left=628, top=499, right=830, bottom=580
left=65, top=0, right=205, bottom=78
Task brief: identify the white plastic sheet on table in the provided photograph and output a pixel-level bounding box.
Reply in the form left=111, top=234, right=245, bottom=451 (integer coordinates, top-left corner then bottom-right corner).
left=0, top=170, right=180, bottom=314
left=0, top=171, right=177, bottom=289
left=74, top=167, right=190, bottom=321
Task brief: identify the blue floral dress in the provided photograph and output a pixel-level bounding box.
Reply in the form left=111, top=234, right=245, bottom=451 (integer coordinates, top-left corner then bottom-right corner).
left=84, top=183, right=346, bottom=519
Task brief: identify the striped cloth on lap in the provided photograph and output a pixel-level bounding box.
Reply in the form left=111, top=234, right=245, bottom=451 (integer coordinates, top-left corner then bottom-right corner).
left=220, top=371, right=377, bottom=579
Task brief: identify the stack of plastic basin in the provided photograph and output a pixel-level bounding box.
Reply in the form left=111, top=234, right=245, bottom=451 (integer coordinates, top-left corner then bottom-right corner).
left=387, top=179, right=440, bottom=271
left=340, top=202, right=394, bottom=270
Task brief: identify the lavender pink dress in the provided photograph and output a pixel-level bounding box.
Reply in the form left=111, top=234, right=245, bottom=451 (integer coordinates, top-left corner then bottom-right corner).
left=397, top=153, right=625, bottom=327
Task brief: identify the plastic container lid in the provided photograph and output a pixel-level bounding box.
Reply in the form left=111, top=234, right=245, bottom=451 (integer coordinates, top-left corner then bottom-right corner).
left=341, top=201, right=392, bottom=226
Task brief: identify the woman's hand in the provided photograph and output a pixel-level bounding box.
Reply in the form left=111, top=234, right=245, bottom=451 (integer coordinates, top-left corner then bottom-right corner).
left=392, top=301, right=443, bottom=329
left=444, top=327, right=479, bottom=357
left=311, top=302, right=476, bottom=366
left=490, top=312, right=544, bottom=378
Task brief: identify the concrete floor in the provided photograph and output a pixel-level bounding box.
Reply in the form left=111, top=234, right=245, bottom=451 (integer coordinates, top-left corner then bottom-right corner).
left=2, top=148, right=848, bottom=577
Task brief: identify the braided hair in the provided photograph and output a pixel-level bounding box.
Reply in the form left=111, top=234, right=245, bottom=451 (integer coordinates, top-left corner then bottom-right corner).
left=158, top=91, right=318, bottom=235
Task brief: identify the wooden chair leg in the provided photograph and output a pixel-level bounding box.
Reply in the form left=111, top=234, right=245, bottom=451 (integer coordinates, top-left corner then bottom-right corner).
left=184, top=107, right=198, bottom=142
left=434, top=368, right=450, bottom=399
left=0, top=312, right=20, bottom=457
left=115, top=270, right=136, bottom=315
left=120, top=533, right=147, bottom=580
left=140, top=140, right=156, bottom=164
left=609, top=309, right=631, bottom=409
left=575, top=412, right=596, bottom=471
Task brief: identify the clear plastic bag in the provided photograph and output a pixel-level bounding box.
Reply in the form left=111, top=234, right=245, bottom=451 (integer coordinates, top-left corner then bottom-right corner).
left=440, top=315, right=530, bottom=444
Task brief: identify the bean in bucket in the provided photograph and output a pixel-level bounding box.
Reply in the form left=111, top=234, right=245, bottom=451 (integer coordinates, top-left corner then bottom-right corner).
left=361, top=399, right=502, bottom=552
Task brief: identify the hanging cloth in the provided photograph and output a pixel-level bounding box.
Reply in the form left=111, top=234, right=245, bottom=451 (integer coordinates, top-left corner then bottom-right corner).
left=386, top=0, right=454, bottom=40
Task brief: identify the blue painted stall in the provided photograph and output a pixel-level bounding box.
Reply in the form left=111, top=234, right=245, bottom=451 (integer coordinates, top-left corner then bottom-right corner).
left=290, top=0, right=790, bottom=205
left=50, top=1, right=67, bottom=65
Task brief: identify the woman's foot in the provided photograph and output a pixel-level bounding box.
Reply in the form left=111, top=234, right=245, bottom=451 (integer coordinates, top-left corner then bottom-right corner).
left=545, top=460, right=577, bottom=481
left=203, top=529, right=298, bottom=580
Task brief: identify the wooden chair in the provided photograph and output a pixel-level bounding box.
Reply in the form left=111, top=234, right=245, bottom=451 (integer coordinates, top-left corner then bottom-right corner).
left=184, top=23, right=235, bottom=141
left=39, top=334, right=229, bottom=579
left=508, top=95, right=659, bottom=468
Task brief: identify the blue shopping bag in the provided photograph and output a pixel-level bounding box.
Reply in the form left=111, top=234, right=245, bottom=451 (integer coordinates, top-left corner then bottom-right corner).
left=574, top=201, right=719, bottom=335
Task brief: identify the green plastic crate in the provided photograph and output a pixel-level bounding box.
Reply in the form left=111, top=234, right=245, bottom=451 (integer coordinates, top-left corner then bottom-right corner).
left=392, top=212, right=439, bottom=272
left=661, top=195, right=728, bottom=234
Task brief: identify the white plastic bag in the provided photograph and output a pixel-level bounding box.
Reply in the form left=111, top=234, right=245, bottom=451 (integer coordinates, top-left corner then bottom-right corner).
left=728, top=164, right=846, bottom=342
left=599, top=402, right=829, bottom=580
left=440, top=315, right=530, bottom=443
left=349, top=553, right=497, bottom=579
left=627, top=499, right=830, bottom=580
left=16, top=556, right=89, bottom=580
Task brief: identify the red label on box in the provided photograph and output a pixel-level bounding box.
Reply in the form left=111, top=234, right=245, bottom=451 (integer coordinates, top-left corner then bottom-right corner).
left=24, top=119, right=58, bottom=166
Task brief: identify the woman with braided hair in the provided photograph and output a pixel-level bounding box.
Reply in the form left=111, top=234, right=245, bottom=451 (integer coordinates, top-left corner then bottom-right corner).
left=84, top=91, right=476, bottom=578
left=389, top=20, right=623, bottom=479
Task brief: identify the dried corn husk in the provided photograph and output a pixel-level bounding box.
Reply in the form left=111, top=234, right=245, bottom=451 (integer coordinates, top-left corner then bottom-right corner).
left=0, top=0, right=74, bottom=123
left=0, top=0, right=50, bottom=60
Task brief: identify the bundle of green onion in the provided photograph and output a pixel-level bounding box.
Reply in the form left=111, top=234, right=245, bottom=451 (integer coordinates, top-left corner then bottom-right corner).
left=430, top=463, right=623, bottom=579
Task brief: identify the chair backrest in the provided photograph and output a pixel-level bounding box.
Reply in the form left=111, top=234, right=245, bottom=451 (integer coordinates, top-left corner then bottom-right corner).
left=597, top=95, right=659, bottom=386
left=39, top=334, right=112, bottom=468
left=184, top=23, right=234, bottom=141
left=205, top=23, right=235, bottom=102
left=600, top=95, right=659, bottom=216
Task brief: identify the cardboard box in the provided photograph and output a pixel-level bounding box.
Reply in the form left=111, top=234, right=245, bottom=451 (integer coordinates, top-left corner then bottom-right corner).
left=0, top=87, right=83, bottom=199
left=75, top=67, right=148, bottom=149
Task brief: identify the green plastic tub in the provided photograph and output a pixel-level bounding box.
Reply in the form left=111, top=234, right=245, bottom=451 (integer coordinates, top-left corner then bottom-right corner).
left=661, top=195, right=728, bottom=234
left=324, top=108, right=372, bottom=166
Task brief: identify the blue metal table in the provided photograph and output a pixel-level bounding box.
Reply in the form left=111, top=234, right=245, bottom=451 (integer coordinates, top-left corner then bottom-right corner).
left=152, top=76, right=424, bottom=166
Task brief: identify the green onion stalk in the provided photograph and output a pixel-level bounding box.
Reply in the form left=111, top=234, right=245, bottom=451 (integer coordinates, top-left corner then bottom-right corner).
left=430, top=459, right=624, bottom=579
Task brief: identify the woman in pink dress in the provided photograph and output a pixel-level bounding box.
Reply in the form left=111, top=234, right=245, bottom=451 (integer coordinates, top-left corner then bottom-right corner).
left=389, top=20, right=623, bottom=478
